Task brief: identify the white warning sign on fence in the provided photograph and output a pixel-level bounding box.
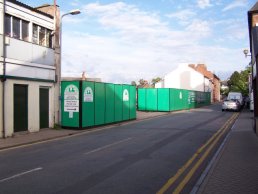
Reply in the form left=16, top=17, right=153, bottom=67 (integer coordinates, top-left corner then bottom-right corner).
left=84, top=87, right=93, bottom=102
left=64, top=84, right=79, bottom=118
left=123, top=89, right=129, bottom=101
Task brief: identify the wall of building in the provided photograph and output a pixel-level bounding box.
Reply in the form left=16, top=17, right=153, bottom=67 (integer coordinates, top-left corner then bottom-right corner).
left=2, top=79, right=55, bottom=138
left=0, top=0, right=3, bottom=137
left=6, top=37, right=55, bottom=65
left=156, top=64, right=205, bottom=92
left=2, top=1, right=56, bottom=82
left=0, top=82, right=2, bottom=137
left=0, top=1, right=59, bottom=137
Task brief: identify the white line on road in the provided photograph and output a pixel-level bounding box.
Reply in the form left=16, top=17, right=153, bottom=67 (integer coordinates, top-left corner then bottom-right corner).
left=0, top=167, right=43, bottom=183
left=84, top=138, right=132, bottom=155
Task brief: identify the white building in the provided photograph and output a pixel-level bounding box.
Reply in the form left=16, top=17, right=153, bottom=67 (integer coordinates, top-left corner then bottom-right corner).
left=155, top=63, right=212, bottom=93
left=0, top=0, right=60, bottom=137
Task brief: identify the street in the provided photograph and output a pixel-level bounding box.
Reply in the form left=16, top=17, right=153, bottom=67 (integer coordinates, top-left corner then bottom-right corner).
left=0, top=104, right=238, bottom=194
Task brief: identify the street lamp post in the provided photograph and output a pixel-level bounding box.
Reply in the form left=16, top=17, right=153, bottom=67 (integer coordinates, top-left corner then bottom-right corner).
left=243, top=49, right=251, bottom=58
left=58, top=9, right=81, bottom=124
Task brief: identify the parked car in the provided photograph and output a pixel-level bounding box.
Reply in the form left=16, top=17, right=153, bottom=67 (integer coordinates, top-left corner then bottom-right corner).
left=222, top=99, right=241, bottom=112
left=227, top=92, right=244, bottom=107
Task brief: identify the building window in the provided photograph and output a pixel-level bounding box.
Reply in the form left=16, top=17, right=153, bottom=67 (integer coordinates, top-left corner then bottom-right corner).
left=22, top=20, right=29, bottom=41
left=46, top=29, right=53, bottom=48
left=5, top=14, right=29, bottom=42
left=12, top=16, right=20, bottom=39
left=33, top=24, right=38, bottom=44
left=39, top=26, right=46, bottom=46
left=4, top=14, right=53, bottom=48
left=4, top=14, right=11, bottom=36
left=33, top=24, right=53, bottom=48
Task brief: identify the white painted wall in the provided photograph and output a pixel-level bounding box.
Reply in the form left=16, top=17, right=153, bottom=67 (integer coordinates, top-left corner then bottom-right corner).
left=155, top=81, right=164, bottom=88
left=3, top=79, right=55, bottom=137
left=155, top=63, right=205, bottom=91
left=6, top=59, right=55, bottom=80
left=6, top=37, right=55, bottom=66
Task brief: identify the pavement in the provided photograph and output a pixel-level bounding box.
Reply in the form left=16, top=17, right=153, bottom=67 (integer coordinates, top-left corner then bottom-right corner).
left=195, top=109, right=258, bottom=194
left=0, top=111, right=169, bottom=150
left=1, top=109, right=258, bottom=194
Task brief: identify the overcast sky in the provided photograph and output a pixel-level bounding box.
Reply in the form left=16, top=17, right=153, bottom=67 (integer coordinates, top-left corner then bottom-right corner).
left=22, top=0, right=255, bottom=83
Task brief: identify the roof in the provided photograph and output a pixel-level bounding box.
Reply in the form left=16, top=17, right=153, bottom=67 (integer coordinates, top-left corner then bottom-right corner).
left=7, top=0, right=54, bottom=19
left=249, top=2, right=258, bottom=12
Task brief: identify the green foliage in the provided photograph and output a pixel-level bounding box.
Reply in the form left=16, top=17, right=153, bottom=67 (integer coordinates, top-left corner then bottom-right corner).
left=227, top=67, right=250, bottom=96
left=131, top=81, right=137, bottom=86
left=151, top=77, right=162, bottom=87
left=138, top=79, right=150, bottom=88
left=53, top=123, right=61, bottom=130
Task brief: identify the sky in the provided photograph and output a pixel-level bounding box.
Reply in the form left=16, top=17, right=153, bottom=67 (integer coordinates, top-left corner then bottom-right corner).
left=21, top=0, right=256, bottom=83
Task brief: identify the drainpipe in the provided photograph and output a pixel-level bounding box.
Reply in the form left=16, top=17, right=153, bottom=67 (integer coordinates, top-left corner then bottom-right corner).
left=2, top=0, right=6, bottom=138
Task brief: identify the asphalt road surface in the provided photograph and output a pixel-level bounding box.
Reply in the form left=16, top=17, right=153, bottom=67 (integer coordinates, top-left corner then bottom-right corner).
left=0, top=104, right=238, bottom=194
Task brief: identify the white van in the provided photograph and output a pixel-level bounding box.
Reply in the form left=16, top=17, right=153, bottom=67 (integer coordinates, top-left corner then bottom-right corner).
left=227, top=92, right=243, bottom=106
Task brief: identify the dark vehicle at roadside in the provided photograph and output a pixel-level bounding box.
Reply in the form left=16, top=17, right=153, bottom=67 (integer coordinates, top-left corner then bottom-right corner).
left=222, top=99, right=241, bottom=112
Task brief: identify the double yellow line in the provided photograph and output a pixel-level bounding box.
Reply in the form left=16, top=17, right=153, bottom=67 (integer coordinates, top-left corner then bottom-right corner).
left=157, top=113, right=239, bottom=194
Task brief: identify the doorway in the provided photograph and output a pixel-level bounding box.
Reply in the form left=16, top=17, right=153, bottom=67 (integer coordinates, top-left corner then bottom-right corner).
left=14, top=85, right=28, bottom=132
left=39, top=88, right=49, bottom=129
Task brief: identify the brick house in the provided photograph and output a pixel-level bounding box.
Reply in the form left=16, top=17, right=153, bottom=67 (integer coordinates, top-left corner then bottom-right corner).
left=189, top=64, right=221, bottom=102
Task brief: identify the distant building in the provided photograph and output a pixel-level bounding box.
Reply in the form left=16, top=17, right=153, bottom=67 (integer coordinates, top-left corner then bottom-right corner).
left=189, top=64, right=221, bottom=102
left=220, top=80, right=229, bottom=90
left=0, top=0, right=60, bottom=137
left=155, top=63, right=220, bottom=102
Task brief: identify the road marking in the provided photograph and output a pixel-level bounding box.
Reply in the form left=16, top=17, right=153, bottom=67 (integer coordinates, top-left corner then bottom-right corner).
left=157, top=113, right=238, bottom=194
left=190, top=116, right=237, bottom=194
left=84, top=138, right=132, bottom=155
left=173, top=114, right=238, bottom=194
left=0, top=167, right=43, bottom=183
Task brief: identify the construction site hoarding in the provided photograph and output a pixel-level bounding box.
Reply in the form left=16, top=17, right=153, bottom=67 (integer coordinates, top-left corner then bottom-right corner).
left=138, top=88, right=211, bottom=112
left=61, top=81, right=136, bottom=128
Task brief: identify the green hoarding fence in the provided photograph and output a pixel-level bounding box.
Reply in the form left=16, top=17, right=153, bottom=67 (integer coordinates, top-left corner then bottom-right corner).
left=114, top=85, right=123, bottom=122
left=61, top=81, right=136, bottom=129
left=137, top=88, right=211, bottom=112
left=61, top=81, right=80, bottom=128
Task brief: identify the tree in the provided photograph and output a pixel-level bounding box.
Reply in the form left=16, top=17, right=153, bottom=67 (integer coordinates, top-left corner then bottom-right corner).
left=151, top=77, right=162, bottom=87
left=227, top=67, right=250, bottom=96
left=131, top=81, right=137, bottom=86
left=138, top=79, right=150, bottom=88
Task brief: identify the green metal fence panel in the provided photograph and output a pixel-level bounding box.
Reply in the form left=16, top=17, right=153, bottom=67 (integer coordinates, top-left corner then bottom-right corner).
left=137, top=89, right=146, bottom=111
left=61, top=81, right=80, bottom=127
left=158, top=89, right=170, bottom=111
left=170, top=89, right=183, bottom=111
left=122, top=85, right=130, bottom=120
left=82, top=81, right=95, bottom=127
left=129, top=85, right=136, bottom=119
left=183, top=90, right=189, bottom=109
left=188, top=90, right=196, bottom=109
left=146, top=89, right=158, bottom=111
left=137, top=88, right=211, bottom=112
left=115, top=85, right=123, bottom=122
left=95, top=82, right=105, bottom=125
left=105, top=83, right=115, bottom=124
